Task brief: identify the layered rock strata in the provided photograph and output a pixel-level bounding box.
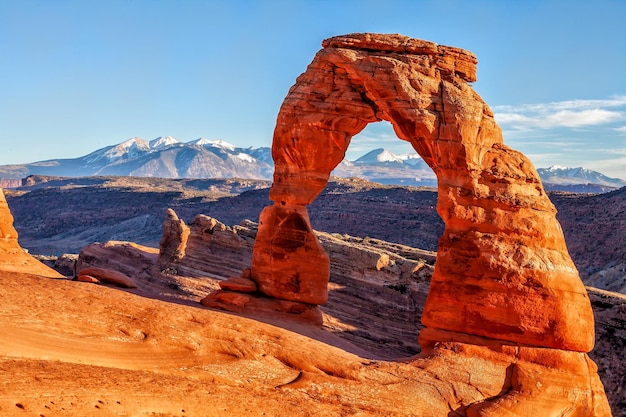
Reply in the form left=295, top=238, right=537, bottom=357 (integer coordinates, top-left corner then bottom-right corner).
left=159, top=214, right=256, bottom=279
left=0, top=188, right=62, bottom=278
left=154, top=211, right=434, bottom=332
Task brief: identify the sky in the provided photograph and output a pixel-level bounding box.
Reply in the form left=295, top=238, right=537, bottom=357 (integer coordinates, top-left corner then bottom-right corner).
left=1, top=0, right=625, bottom=179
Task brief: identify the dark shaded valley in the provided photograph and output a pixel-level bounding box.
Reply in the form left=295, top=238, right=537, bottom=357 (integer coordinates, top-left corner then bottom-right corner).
left=4, top=175, right=625, bottom=295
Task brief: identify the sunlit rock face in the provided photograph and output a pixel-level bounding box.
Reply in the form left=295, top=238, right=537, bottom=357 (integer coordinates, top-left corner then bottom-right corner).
left=0, top=188, right=62, bottom=278
left=251, top=33, right=594, bottom=352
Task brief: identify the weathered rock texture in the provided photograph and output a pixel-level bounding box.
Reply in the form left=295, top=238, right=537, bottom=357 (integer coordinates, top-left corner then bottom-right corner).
left=157, top=209, right=189, bottom=270
left=160, top=214, right=256, bottom=279
left=587, top=288, right=626, bottom=413
left=250, top=33, right=594, bottom=354
left=153, top=211, right=435, bottom=331
left=0, top=188, right=62, bottom=278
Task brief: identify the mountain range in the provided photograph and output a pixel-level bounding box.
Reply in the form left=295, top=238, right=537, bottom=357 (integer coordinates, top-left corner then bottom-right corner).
left=1, top=136, right=625, bottom=193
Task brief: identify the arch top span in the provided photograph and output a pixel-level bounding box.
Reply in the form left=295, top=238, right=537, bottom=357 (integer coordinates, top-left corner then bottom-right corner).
left=322, top=33, right=478, bottom=83
left=270, top=32, right=501, bottom=206
left=249, top=33, right=594, bottom=352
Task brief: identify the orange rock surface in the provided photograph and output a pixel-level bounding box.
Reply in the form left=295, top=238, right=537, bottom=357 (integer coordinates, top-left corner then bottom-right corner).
left=251, top=33, right=594, bottom=352
left=0, top=270, right=612, bottom=416
left=77, top=266, right=138, bottom=288
left=0, top=188, right=62, bottom=278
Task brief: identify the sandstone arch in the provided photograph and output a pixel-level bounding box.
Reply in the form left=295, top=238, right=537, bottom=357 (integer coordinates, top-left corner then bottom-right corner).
left=250, top=33, right=593, bottom=352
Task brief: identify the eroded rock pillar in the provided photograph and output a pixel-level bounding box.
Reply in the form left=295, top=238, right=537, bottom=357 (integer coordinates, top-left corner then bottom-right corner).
left=0, top=188, right=63, bottom=278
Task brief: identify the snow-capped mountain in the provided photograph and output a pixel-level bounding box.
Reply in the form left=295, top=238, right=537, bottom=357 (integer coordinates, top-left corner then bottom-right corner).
left=355, top=148, right=406, bottom=164
left=83, top=137, right=151, bottom=166
left=0, top=137, right=273, bottom=180
left=537, top=166, right=626, bottom=188
left=0, top=142, right=624, bottom=193
left=338, top=149, right=626, bottom=192
left=149, top=136, right=180, bottom=150
left=333, top=148, right=437, bottom=187
left=353, top=148, right=430, bottom=169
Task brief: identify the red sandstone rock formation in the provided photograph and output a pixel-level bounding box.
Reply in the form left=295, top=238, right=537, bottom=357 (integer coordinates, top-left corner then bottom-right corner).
left=217, top=33, right=609, bottom=415
left=249, top=33, right=594, bottom=353
left=77, top=267, right=138, bottom=288
left=158, top=208, right=190, bottom=270
left=0, top=188, right=62, bottom=278
left=161, top=214, right=255, bottom=279
left=76, top=243, right=148, bottom=288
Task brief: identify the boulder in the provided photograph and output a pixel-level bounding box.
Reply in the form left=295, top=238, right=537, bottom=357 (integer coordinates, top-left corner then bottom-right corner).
left=77, top=240, right=158, bottom=283
left=77, top=267, right=137, bottom=288
left=219, top=276, right=257, bottom=293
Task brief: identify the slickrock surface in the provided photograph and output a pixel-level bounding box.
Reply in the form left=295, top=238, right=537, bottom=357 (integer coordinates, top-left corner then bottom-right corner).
left=0, top=269, right=612, bottom=417
left=1, top=210, right=619, bottom=414
left=253, top=32, right=593, bottom=352
left=78, top=240, right=159, bottom=283
left=0, top=188, right=62, bottom=278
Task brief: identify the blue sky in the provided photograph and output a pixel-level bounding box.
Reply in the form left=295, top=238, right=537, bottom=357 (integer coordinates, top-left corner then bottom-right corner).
left=1, top=0, right=625, bottom=179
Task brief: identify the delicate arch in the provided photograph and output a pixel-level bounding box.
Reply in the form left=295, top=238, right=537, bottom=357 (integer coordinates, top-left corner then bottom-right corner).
left=251, top=33, right=593, bottom=352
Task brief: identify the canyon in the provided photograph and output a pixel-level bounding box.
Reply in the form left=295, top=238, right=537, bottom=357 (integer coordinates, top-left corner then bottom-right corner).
left=1, top=33, right=623, bottom=415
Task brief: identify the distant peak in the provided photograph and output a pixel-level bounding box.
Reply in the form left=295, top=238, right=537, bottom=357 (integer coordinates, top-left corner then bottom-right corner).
left=188, top=137, right=212, bottom=146
left=546, top=165, right=569, bottom=171
left=149, top=136, right=180, bottom=149
left=189, top=138, right=236, bottom=151
left=119, top=137, right=149, bottom=147
left=355, top=148, right=404, bottom=163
